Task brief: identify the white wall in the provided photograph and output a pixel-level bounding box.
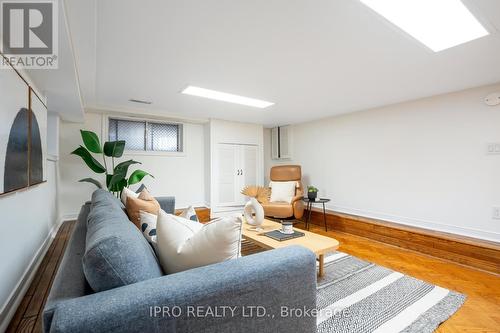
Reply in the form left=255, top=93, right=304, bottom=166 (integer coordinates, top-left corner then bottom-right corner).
left=0, top=139, right=59, bottom=330
left=47, top=112, right=60, bottom=158
left=265, top=83, right=500, bottom=242
left=59, top=112, right=206, bottom=217
left=0, top=64, right=62, bottom=329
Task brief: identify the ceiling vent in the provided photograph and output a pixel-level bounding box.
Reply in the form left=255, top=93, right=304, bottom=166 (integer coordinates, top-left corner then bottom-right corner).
left=128, top=99, right=152, bottom=105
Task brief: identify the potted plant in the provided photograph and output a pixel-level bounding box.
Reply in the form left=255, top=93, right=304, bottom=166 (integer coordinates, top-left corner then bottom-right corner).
left=71, top=130, right=153, bottom=196
left=307, top=186, right=318, bottom=201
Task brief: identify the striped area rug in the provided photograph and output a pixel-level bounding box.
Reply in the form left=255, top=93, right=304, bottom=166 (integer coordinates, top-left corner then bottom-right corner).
left=241, top=240, right=466, bottom=333
left=316, top=252, right=465, bottom=333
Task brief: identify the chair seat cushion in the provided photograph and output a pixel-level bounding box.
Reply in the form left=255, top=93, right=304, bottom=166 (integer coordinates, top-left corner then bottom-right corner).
left=83, top=190, right=163, bottom=292
left=261, top=201, right=294, bottom=218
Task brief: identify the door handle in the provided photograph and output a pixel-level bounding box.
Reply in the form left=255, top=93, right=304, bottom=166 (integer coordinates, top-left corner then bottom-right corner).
left=237, top=170, right=240, bottom=175
left=240, top=169, right=243, bottom=176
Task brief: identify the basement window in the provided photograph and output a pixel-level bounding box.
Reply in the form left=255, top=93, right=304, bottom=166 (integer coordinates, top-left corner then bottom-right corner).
left=108, top=118, right=183, bottom=152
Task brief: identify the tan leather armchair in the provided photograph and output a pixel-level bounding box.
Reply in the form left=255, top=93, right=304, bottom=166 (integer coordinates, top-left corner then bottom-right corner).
left=261, top=165, right=304, bottom=219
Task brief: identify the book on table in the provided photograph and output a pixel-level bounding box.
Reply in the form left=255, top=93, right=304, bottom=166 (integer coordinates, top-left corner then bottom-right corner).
left=264, top=230, right=305, bottom=241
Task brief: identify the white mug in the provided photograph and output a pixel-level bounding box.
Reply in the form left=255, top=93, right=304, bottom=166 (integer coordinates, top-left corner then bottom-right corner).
left=281, top=222, right=294, bottom=234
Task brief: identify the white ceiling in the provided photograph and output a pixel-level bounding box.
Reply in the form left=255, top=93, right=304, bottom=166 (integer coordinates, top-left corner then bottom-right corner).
left=24, top=0, right=83, bottom=122
left=65, top=0, right=500, bottom=126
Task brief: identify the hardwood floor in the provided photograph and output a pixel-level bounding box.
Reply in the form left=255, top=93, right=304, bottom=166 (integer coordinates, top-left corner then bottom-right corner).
left=7, top=220, right=500, bottom=333
left=6, top=221, right=76, bottom=333
left=305, top=209, right=500, bottom=274
left=303, top=224, right=500, bottom=333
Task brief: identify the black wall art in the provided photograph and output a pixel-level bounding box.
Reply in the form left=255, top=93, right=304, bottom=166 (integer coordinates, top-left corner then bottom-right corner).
left=0, top=59, right=48, bottom=196
left=3, top=108, right=30, bottom=192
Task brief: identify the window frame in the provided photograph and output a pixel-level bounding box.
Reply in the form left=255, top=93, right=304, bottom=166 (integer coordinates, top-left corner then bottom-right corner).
left=103, top=114, right=186, bottom=157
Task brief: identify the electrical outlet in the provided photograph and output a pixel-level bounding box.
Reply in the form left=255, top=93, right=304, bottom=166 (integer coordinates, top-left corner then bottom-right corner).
left=493, top=207, right=500, bottom=220
left=486, top=143, right=500, bottom=155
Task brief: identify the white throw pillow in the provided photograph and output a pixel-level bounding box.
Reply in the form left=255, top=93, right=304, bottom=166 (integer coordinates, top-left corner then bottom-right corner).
left=179, top=205, right=199, bottom=222
left=156, top=211, right=242, bottom=274
left=269, top=181, right=297, bottom=203
left=120, top=187, right=139, bottom=206
left=139, top=210, right=158, bottom=250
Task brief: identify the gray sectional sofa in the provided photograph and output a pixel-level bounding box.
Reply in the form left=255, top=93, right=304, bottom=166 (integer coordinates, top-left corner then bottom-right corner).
left=43, top=190, right=317, bottom=333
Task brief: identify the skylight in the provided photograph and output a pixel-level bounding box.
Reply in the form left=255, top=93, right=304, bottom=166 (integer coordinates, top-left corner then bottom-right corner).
left=359, top=0, right=489, bottom=52
left=181, top=86, right=274, bottom=108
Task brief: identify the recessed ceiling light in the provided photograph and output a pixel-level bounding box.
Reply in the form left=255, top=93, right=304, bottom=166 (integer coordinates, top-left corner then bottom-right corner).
left=181, top=86, right=274, bottom=108
left=359, top=0, right=489, bottom=52
left=129, top=99, right=152, bottom=105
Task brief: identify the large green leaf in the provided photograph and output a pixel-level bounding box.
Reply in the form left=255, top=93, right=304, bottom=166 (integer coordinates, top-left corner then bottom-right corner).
left=71, top=146, right=106, bottom=173
left=111, top=179, right=128, bottom=194
left=79, top=178, right=103, bottom=189
left=108, top=175, right=127, bottom=193
left=108, top=172, right=126, bottom=191
left=128, top=169, right=154, bottom=185
left=106, top=174, right=112, bottom=188
left=114, top=160, right=141, bottom=176
left=80, top=130, right=102, bottom=154
left=103, top=140, right=125, bottom=158
left=117, top=179, right=127, bottom=192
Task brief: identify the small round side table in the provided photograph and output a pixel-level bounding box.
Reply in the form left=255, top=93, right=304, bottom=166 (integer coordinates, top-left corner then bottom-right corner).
left=302, top=198, right=330, bottom=231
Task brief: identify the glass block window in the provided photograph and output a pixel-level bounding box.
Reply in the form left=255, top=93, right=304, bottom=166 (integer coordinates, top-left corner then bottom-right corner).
left=109, top=118, right=183, bottom=152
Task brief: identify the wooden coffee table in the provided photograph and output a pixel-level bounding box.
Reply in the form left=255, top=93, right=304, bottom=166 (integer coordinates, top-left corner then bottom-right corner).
left=241, top=219, right=340, bottom=277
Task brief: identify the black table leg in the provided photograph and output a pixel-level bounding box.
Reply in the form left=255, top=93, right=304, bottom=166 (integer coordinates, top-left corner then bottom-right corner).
left=303, top=202, right=307, bottom=229
left=303, top=202, right=308, bottom=229
left=322, top=203, right=327, bottom=231
left=307, top=202, right=312, bottom=230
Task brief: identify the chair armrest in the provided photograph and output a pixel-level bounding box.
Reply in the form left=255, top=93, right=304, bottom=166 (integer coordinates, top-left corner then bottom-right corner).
left=292, top=188, right=305, bottom=219
left=47, top=246, right=317, bottom=333
left=155, top=196, right=175, bottom=214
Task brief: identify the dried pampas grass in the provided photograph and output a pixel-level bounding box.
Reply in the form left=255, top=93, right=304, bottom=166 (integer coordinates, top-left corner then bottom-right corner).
left=241, top=186, right=270, bottom=203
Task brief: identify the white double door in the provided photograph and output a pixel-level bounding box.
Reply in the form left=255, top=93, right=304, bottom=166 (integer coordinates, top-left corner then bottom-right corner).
left=216, top=143, right=259, bottom=207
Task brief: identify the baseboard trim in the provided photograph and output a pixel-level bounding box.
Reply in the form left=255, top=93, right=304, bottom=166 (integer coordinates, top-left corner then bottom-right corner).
left=305, top=208, right=500, bottom=275
left=0, top=218, right=65, bottom=332
left=322, top=204, right=500, bottom=242
left=60, top=213, right=78, bottom=223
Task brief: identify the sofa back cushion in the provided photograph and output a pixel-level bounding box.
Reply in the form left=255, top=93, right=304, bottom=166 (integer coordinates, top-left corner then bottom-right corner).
left=83, top=190, right=163, bottom=292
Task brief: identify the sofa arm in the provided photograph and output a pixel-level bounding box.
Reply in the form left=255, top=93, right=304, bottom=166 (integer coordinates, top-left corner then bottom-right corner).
left=155, top=196, right=175, bottom=214
left=47, top=246, right=317, bottom=333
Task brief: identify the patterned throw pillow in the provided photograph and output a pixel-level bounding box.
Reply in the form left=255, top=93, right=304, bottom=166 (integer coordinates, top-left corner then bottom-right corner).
left=139, top=210, right=158, bottom=251
left=125, top=189, right=160, bottom=229
left=179, top=205, right=199, bottom=222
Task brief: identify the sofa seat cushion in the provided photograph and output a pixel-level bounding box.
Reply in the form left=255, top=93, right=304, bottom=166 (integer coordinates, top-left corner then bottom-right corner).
left=83, top=190, right=163, bottom=292
left=261, top=201, right=294, bottom=218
